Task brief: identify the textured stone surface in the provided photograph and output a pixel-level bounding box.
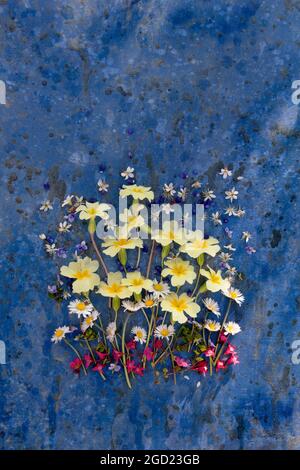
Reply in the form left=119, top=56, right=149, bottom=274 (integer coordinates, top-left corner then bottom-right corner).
left=0, top=0, right=300, bottom=450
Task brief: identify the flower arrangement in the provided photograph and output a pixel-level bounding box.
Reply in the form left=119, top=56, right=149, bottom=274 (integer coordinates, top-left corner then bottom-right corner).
left=40, top=166, right=255, bottom=389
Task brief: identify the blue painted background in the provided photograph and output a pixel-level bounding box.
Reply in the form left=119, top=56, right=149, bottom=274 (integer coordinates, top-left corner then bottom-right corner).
left=0, top=0, right=300, bottom=450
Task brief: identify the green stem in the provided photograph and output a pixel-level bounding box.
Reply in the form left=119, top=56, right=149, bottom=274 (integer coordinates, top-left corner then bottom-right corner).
left=191, top=267, right=201, bottom=298
left=121, top=314, right=132, bottom=389
left=85, top=337, right=105, bottom=380
left=146, top=240, right=156, bottom=278
left=142, top=308, right=155, bottom=368
left=64, top=339, right=87, bottom=375
left=135, top=247, right=141, bottom=269
left=167, top=340, right=176, bottom=384
left=213, top=299, right=232, bottom=365
left=90, top=232, right=108, bottom=277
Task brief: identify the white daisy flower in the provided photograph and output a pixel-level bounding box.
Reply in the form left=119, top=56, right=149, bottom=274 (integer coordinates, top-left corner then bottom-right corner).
left=40, top=200, right=53, bottom=212
left=211, top=211, right=222, bottom=226
left=121, top=167, right=134, bottom=180
left=223, top=288, right=244, bottom=306
left=58, top=221, right=72, bottom=233
left=51, top=326, right=71, bottom=343
left=204, top=320, right=221, bottom=332
left=154, top=324, right=175, bottom=340
left=225, top=187, right=238, bottom=202
left=81, top=310, right=99, bottom=333
left=224, top=244, right=236, bottom=251
left=163, top=183, right=176, bottom=197
left=203, top=298, right=220, bottom=316
left=202, top=189, right=216, bottom=201
left=242, top=231, right=251, bottom=243
left=142, top=294, right=157, bottom=309
left=39, top=233, right=47, bottom=240
left=219, top=252, right=233, bottom=263
left=106, top=322, right=117, bottom=343
left=98, top=179, right=109, bottom=193
left=148, top=279, right=170, bottom=299
left=122, top=300, right=143, bottom=312
left=68, top=299, right=94, bottom=318
left=219, top=167, right=232, bottom=179
left=224, top=321, right=241, bottom=335
left=131, top=326, right=147, bottom=344
left=62, top=195, right=74, bottom=207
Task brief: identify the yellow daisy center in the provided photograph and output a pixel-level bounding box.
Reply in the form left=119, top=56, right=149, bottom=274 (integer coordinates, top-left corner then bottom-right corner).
left=161, top=328, right=169, bottom=337
left=86, top=316, right=93, bottom=325
left=76, top=302, right=87, bottom=311
left=136, top=330, right=143, bottom=338
left=144, top=299, right=154, bottom=307
left=153, top=283, right=163, bottom=292
left=55, top=330, right=64, bottom=338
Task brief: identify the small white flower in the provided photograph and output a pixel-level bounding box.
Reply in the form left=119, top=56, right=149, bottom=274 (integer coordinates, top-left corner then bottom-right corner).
left=68, top=299, right=94, bottom=318
left=58, top=221, right=72, bottom=233
left=219, top=167, right=232, bottom=179
left=106, top=322, right=117, bottom=343
left=225, top=187, right=238, bottom=202
left=151, top=208, right=161, bottom=222
left=45, top=243, right=57, bottom=255
left=178, top=187, right=188, bottom=201
left=131, top=326, right=147, bottom=344
left=39, top=233, right=47, bottom=240
left=191, top=180, right=201, bottom=189
left=142, top=294, right=158, bottom=309
left=219, top=252, right=233, bottom=263
left=51, top=326, right=71, bottom=343
left=81, top=310, right=99, bottom=333
left=226, top=266, right=237, bottom=277
left=122, top=300, right=143, bottom=312
left=204, top=320, right=221, bottom=332
left=242, top=231, right=251, bottom=243
left=121, top=167, right=134, bottom=180
left=62, top=195, right=74, bottom=207
left=98, top=179, right=109, bottom=193
left=224, top=321, right=241, bottom=335
left=211, top=211, right=222, bottom=226
left=234, top=207, right=245, bottom=217
left=202, top=189, right=216, bottom=201
left=224, top=206, right=236, bottom=216
left=224, top=244, right=236, bottom=251
left=203, top=298, right=220, bottom=317
left=40, top=200, right=53, bottom=212
left=224, top=288, right=245, bottom=306
left=163, top=183, right=176, bottom=197
left=154, top=324, right=175, bottom=339
left=161, top=203, right=174, bottom=215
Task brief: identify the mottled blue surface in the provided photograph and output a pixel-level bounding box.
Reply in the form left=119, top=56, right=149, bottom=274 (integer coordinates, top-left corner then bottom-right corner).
left=0, top=0, right=300, bottom=450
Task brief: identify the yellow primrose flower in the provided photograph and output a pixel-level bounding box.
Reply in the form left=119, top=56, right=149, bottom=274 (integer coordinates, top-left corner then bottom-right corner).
left=162, top=257, right=196, bottom=287
left=122, top=271, right=153, bottom=295
left=98, top=272, right=131, bottom=299
left=120, top=184, right=154, bottom=202
left=161, top=293, right=200, bottom=324
left=200, top=266, right=230, bottom=293
left=119, top=204, right=146, bottom=231
left=180, top=231, right=220, bottom=258
left=102, top=229, right=143, bottom=257
left=152, top=220, right=189, bottom=247
left=60, top=257, right=100, bottom=294
left=76, top=201, right=111, bottom=220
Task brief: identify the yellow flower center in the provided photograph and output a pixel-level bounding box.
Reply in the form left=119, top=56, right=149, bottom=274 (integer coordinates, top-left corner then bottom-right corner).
left=115, top=239, right=129, bottom=248
left=210, top=274, right=221, bottom=284
left=170, top=297, right=188, bottom=312
left=55, top=330, right=63, bottom=338
left=86, top=316, right=93, bottom=325
left=136, top=330, right=143, bottom=338
left=230, top=292, right=237, bottom=299
left=161, top=328, right=169, bottom=337
left=75, top=269, right=91, bottom=280
left=76, top=302, right=86, bottom=311
left=132, top=278, right=143, bottom=286
left=144, top=299, right=154, bottom=307
left=109, top=283, right=122, bottom=294
left=88, top=208, right=97, bottom=216
left=172, top=265, right=187, bottom=276
left=153, top=283, right=163, bottom=292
